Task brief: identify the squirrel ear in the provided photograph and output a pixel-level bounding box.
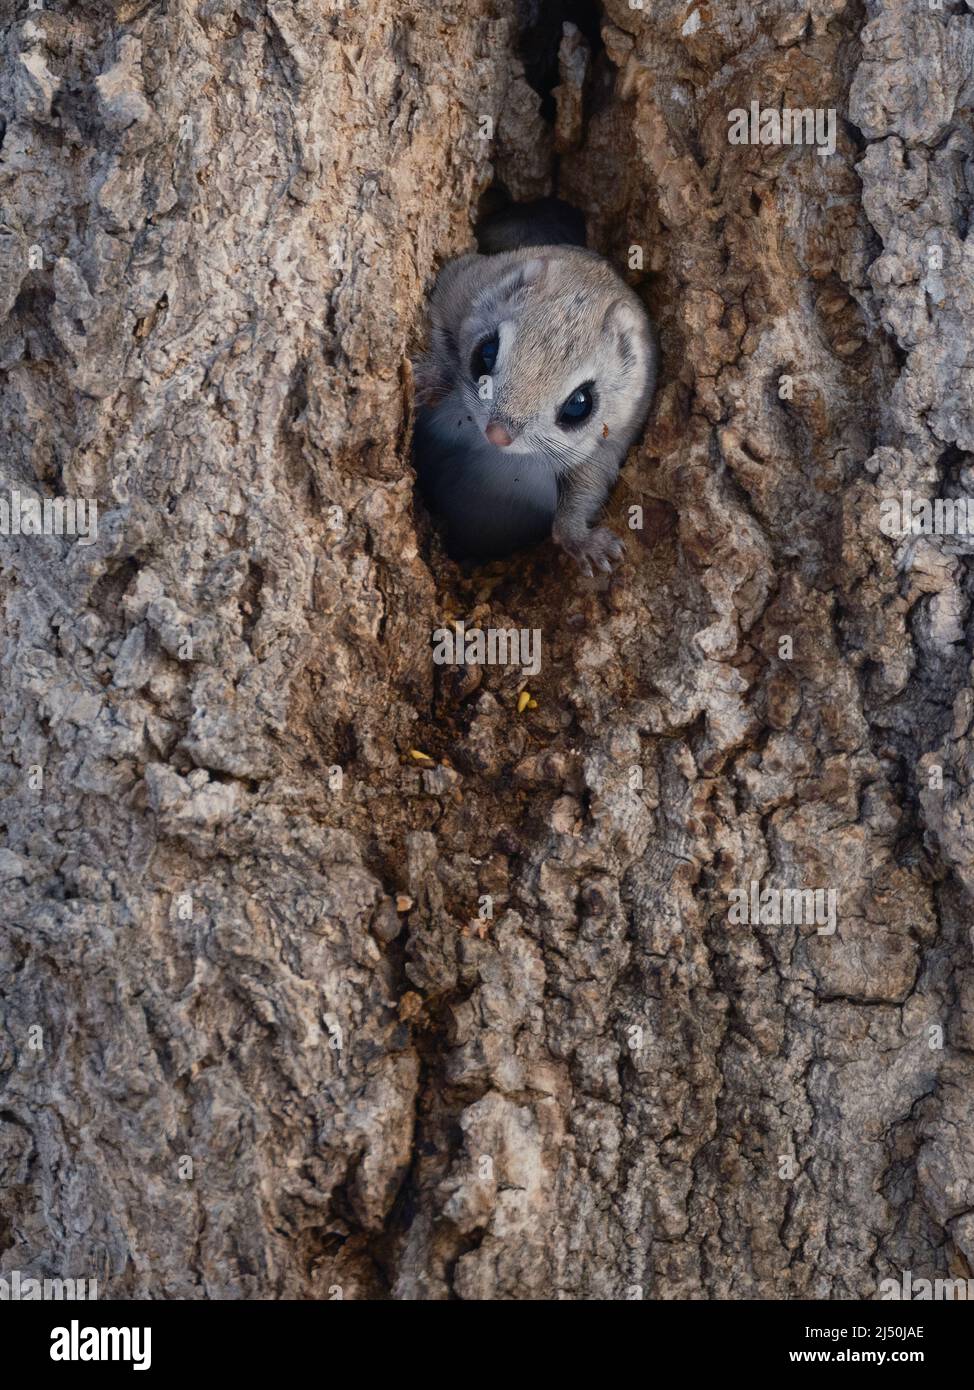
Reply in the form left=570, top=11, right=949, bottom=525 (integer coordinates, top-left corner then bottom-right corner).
left=495, top=255, right=548, bottom=301
left=602, top=297, right=640, bottom=335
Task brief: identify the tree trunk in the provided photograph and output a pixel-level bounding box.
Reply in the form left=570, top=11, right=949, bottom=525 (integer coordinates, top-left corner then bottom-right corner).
left=1, top=0, right=973, bottom=1300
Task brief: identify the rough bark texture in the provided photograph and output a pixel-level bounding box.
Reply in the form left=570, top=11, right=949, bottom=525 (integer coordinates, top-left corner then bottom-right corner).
left=1, top=0, right=973, bottom=1300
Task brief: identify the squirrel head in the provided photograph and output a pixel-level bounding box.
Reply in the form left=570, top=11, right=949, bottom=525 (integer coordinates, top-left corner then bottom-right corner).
left=440, top=249, right=655, bottom=471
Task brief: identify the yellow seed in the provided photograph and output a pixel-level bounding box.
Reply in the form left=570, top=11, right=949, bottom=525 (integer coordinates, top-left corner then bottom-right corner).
left=517, top=691, right=531, bottom=714
left=409, top=748, right=434, bottom=763
left=528, top=698, right=538, bottom=709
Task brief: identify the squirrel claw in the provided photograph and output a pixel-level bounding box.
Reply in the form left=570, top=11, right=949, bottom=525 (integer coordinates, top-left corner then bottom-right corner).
left=559, top=526, right=625, bottom=576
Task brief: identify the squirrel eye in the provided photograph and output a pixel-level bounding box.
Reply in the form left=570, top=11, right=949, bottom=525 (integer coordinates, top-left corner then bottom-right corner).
left=471, top=334, right=499, bottom=380
left=557, top=384, right=595, bottom=427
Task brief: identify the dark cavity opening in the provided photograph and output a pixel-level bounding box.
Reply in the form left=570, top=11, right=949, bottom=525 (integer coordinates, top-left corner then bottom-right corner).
left=516, top=0, right=605, bottom=124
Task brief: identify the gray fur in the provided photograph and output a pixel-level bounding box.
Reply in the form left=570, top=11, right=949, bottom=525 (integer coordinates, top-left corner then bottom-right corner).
left=413, top=242, right=658, bottom=573
left=476, top=196, right=587, bottom=254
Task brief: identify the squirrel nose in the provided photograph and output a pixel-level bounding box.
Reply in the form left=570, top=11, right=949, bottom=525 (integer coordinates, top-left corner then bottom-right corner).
left=485, top=422, right=513, bottom=447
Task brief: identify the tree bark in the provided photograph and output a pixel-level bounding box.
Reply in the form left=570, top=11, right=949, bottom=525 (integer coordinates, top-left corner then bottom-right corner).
left=1, top=0, right=973, bottom=1299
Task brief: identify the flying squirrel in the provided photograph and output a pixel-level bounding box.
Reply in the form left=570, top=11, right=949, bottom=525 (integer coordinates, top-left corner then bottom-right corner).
left=412, top=197, right=658, bottom=576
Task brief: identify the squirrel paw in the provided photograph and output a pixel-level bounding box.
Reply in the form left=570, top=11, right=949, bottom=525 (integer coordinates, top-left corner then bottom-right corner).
left=558, top=526, right=625, bottom=577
